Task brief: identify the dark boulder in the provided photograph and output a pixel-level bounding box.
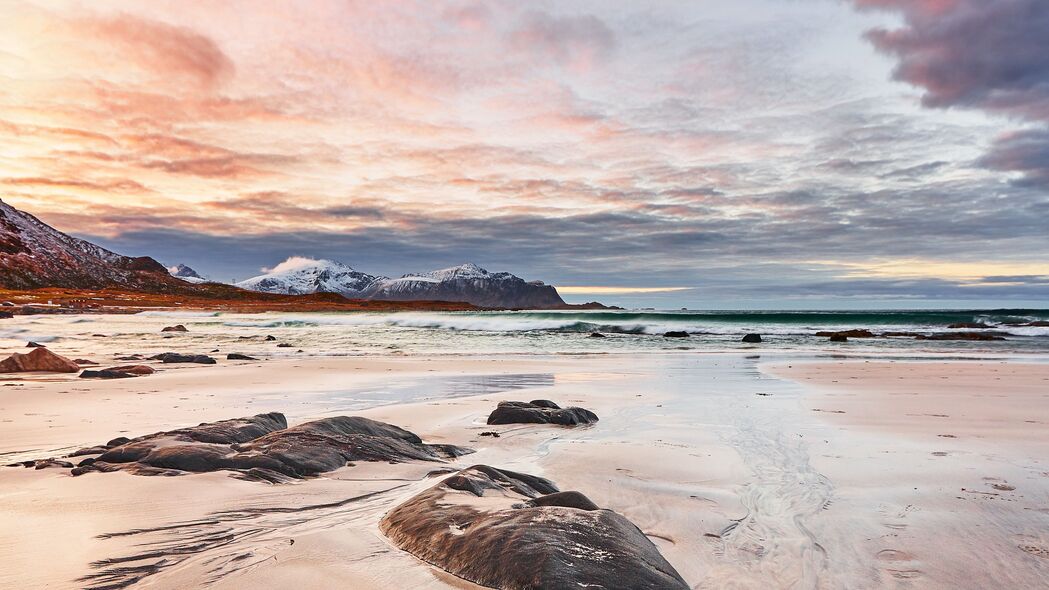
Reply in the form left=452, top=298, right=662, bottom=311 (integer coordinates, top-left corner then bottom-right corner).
left=265, top=335, right=277, bottom=341
left=80, top=369, right=137, bottom=379
left=487, top=400, right=598, bottom=426
left=73, top=359, right=99, bottom=366
left=947, top=322, right=992, bottom=329
left=380, top=465, right=689, bottom=590
left=742, top=333, right=762, bottom=343
left=829, top=334, right=848, bottom=342
left=588, top=332, right=607, bottom=338
left=276, top=343, right=292, bottom=348
left=161, top=325, right=188, bottom=332
left=227, top=353, right=258, bottom=360
left=149, top=353, right=217, bottom=364
left=815, top=329, right=875, bottom=338
left=916, top=332, right=1006, bottom=341
left=663, top=331, right=689, bottom=338
left=68, top=413, right=472, bottom=481
left=0, top=311, right=12, bottom=319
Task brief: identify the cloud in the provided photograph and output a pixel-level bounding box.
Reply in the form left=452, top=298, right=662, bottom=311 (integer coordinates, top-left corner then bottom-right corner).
left=856, top=0, right=1049, bottom=185
left=77, top=14, right=235, bottom=90
left=262, top=256, right=331, bottom=274
left=510, top=12, right=617, bottom=71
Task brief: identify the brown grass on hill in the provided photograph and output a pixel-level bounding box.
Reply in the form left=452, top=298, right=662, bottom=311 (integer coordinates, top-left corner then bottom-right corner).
left=0, top=287, right=479, bottom=313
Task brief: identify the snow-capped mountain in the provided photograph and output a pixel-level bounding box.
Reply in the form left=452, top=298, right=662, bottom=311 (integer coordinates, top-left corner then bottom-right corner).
left=235, top=257, right=385, bottom=297
left=0, top=198, right=185, bottom=291
left=168, top=264, right=207, bottom=283
left=237, top=259, right=567, bottom=308
left=365, top=263, right=566, bottom=308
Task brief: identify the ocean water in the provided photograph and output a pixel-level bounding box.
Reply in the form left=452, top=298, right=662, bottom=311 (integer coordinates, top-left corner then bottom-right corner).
left=1, top=309, right=1047, bottom=358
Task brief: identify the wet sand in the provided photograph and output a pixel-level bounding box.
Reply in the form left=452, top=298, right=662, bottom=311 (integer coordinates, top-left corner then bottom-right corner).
left=2, top=355, right=1048, bottom=588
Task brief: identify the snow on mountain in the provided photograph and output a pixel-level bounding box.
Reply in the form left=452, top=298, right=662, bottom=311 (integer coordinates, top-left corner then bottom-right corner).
left=364, top=263, right=566, bottom=309
left=168, top=264, right=207, bottom=283
left=236, top=259, right=567, bottom=308
left=235, top=257, right=385, bottom=297
left=0, top=198, right=184, bottom=291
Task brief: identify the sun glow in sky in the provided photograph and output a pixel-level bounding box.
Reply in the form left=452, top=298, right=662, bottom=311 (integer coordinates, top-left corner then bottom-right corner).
left=1, top=0, right=1047, bottom=307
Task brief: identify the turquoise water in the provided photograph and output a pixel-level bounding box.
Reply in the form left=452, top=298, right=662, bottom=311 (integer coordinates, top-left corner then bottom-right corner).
left=1, top=309, right=1047, bottom=358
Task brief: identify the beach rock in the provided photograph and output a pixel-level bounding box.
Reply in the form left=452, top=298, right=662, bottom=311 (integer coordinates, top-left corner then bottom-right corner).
left=663, top=331, right=689, bottom=338
left=227, top=353, right=258, bottom=361
left=0, top=347, right=80, bottom=373
left=588, top=332, right=607, bottom=338
left=149, top=353, right=217, bottom=364
left=881, top=331, right=921, bottom=337
left=265, top=335, right=277, bottom=341
left=916, top=332, right=1006, bottom=341
left=276, top=343, right=292, bottom=348
left=69, top=413, right=472, bottom=481
left=742, top=333, right=762, bottom=343
left=115, top=355, right=143, bottom=361
left=161, top=325, right=188, bottom=332
left=487, top=400, right=598, bottom=426
left=380, top=465, right=689, bottom=590
left=815, top=329, right=875, bottom=338
left=26, top=341, right=45, bottom=348
left=80, top=369, right=137, bottom=379
left=829, top=334, right=848, bottom=342
left=73, top=359, right=98, bottom=366
left=106, top=365, right=155, bottom=375
left=0, top=311, right=12, bottom=319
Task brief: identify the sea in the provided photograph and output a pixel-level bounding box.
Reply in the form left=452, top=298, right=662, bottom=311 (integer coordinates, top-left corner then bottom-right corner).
left=2, top=309, right=1048, bottom=359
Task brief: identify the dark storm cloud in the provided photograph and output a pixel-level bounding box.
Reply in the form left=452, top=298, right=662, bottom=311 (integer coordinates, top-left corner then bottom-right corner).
left=856, top=0, right=1049, bottom=186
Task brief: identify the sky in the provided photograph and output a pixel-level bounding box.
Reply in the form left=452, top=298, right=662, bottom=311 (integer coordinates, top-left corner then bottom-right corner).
left=1, top=0, right=1048, bottom=308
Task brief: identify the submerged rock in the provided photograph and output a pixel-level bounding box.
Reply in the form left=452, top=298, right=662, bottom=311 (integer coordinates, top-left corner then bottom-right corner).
left=588, top=332, right=607, bottom=338
left=916, top=332, right=1006, bottom=341
left=663, top=331, right=689, bottom=338
left=380, top=465, right=689, bottom=590
left=829, top=333, right=848, bottom=342
left=0, top=347, right=80, bottom=373
left=815, top=329, right=875, bottom=339
left=227, top=353, right=258, bottom=360
left=742, top=333, right=762, bottom=343
left=80, top=369, right=137, bottom=379
left=487, top=400, right=598, bottom=426
left=68, top=412, right=472, bottom=481
left=149, top=353, right=217, bottom=364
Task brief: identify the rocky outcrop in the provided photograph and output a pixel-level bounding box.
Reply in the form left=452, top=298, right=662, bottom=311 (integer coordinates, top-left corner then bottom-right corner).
left=663, top=331, right=689, bottom=338
left=0, top=347, right=80, bottom=373
left=149, top=353, right=216, bottom=364
left=0, top=198, right=191, bottom=292
left=742, top=333, right=762, bottom=343
left=487, top=400, right=598, bottom=426
left=815, top=329, right=876, bottom=338
left=168, top=264, right=207, bottom=283
left=80, top=369, right=138, bottom=379
left=916, top=332, right=1006, bottom=341
left=227, top=353, right=258, bottom=360
left=380, top=465, right=689, bottom=590
left=68, top=413, right=472, bottom=481
left=365, top=264, right=565, bottom=309
left=161, top=325, right=188, bottom=332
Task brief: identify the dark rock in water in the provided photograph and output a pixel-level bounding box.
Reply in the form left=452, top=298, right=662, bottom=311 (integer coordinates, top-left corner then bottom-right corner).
left=68, top=413, right=472, bottom=480
left=829, top=334, right=848, bottom=342
left=26, top=341, right=45, bottom=348
left=663, top=331, right=689, bottom=338
left=0, top=347, right=80, bottom=373
left=742, top=333, right=762, bottom=343
left=816, top=329, right=875, bottom=338
left=0, top=311, right=12, bottom=319
left=588, top=332, right=607, bottom=338
left=265, top=335, right=277, bottom=341
left=881, top=331, right=921, bottom=337
left=1021, top=320, right=1049, bottom=327
left=161, top=325, right=188, bottom=332
left=73, top=359, right=98, bottom=366
left=916, top=332, right=1006, bottom=341
left=149, top=353, right=217, bottom=364
left=380, top=465, right=689, bottom=590
left=227, top=353, right=258, bottom=360
left=80, top=369, right=137, bottom=379
left=479, top=431, right=500, bottom=438
left=487, top=400, right=598, bottom=426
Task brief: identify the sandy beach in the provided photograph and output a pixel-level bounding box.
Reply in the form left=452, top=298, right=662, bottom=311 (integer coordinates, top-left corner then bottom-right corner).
left=1, top=350, right=1047, bottom=589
